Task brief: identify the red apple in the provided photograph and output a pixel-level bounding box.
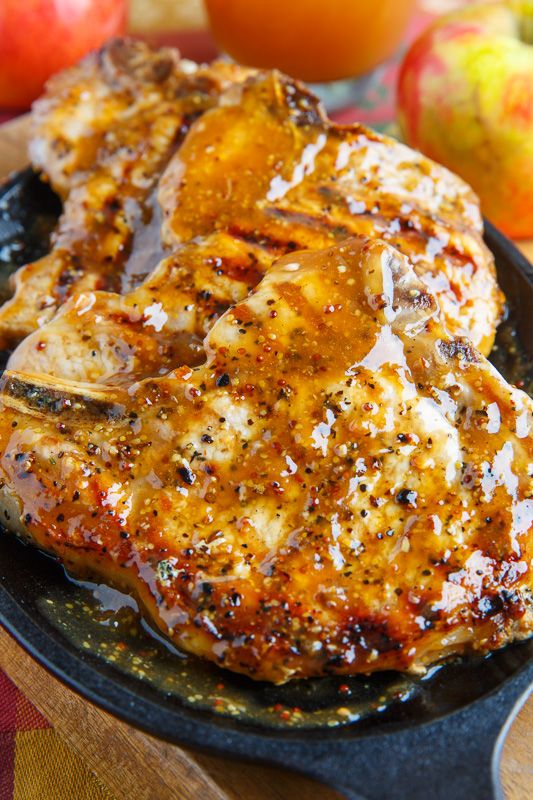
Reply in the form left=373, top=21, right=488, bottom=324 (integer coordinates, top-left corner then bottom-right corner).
left=0, top=0, right=127, bottom=109
left=397, top=2, right=533, bottom=239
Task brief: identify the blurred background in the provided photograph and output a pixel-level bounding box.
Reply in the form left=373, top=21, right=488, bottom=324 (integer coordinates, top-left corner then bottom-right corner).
left=0, top=0, right=479, bottom=125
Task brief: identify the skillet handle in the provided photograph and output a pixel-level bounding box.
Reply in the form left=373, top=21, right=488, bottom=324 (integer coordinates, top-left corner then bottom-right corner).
left=285, top=661, right=533, bottom=800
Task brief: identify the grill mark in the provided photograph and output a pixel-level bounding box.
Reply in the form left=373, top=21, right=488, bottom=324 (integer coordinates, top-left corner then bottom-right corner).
left=226, top=224, right=304, bottom=255
left=265, top=200, right=487, bottom=310
left=438, top=338, right=480, bottom=364
left=264, top=207, right=353, bottom=240
left=211, top=254, right=265, bottom=288
left=2, top=375, right=126, bottom=420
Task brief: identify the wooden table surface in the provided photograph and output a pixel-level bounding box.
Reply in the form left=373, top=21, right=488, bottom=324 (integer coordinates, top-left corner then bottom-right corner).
left=0, top=115, right=532, bottom=800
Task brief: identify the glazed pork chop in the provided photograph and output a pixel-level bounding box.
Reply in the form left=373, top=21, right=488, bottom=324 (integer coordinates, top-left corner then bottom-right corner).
left=0, top=238, right=530, bottom=683
left=9, top=71, right=503, bottom=383
left=8, top=232, right=271, bottom=383
left=159, top=70, right=502, bottom=355
left=0, top=39, right=252, bottom=349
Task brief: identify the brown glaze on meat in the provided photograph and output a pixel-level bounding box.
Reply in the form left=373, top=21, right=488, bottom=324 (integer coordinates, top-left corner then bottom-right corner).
left=4, top=50, right=502, bottom=366
left=9, top=233, right=272, bottom=383
left=9, top=69, right=503, bottom=382
left=0, top=39, right=252, bottom=348
left=159, top=70, right=501, bottom=355
left=0, top=238, right=530, bottom=683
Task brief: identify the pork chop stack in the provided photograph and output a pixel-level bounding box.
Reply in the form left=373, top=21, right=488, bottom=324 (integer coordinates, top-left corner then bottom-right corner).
left=0, top=39, right=530, bottom=683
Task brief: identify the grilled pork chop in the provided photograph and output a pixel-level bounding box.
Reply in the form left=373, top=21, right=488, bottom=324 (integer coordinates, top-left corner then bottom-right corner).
left=0, top=39, right=251, bottom=349
left=3, top=52, right=503, bottom=364
left=0, top=238, right=530, bottom=683
left=159, top=70, right=502, bottom=355
left=9, top=233, right=271, bottom=383
left=9, top=70, right=503, bottom=383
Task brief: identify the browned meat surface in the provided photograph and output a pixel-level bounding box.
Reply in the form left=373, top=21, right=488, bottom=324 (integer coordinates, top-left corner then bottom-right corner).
left=9, top=70, right=502, bottom=383
left=9, top=233, right=270, bottom=383
left=0, top=41, right=528, bottom=685
left=0, top=39, right=252, bottom=348
left=0, top=238, right=530, bottom=683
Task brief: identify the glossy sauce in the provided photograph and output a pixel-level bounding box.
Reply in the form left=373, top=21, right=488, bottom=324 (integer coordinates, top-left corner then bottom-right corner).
left=0, top=237, right=530, bottom=684
left=9, top=70, right=502, bottom=387
left=0, top=40, right=253, bottom=349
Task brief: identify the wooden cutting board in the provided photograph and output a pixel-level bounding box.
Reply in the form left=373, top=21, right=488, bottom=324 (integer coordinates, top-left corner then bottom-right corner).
left=0, top=115, right=531, bottom=800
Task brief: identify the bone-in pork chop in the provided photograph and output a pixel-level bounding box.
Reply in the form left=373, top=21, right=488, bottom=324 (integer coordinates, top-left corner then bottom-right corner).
left=0, top=39, right=252, bottom=348
left=0, top=238, right=530, bottom=683
left=9, top=71, right=502, bottom=383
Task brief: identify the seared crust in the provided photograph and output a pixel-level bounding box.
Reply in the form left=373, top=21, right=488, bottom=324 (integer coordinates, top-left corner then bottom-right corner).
left=1, top=43, right=503, bottom=360
left=0, top=39, right=252, bottom=348
left=0, top=238, right=530, bottom=683
left=9, top=69, right=503, bottom=382
left=0, top=40, right=525, bottom=684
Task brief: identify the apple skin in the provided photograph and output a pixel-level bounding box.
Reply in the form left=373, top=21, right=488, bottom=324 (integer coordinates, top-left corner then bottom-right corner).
left=397, top=3, right=533, bottom=239
left=0, top=0, right=127, bottom=109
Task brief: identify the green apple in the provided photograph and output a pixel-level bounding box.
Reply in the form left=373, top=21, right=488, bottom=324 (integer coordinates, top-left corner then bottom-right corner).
left=397, top=2, right=533, bottom=239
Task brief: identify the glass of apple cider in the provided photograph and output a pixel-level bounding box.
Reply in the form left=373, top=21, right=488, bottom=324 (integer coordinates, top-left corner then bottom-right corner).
left=204, top=0, right=416, bottom=108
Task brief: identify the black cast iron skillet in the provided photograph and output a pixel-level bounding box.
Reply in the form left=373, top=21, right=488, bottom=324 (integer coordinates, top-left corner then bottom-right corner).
left=0, top=168, right=532, bottom=800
